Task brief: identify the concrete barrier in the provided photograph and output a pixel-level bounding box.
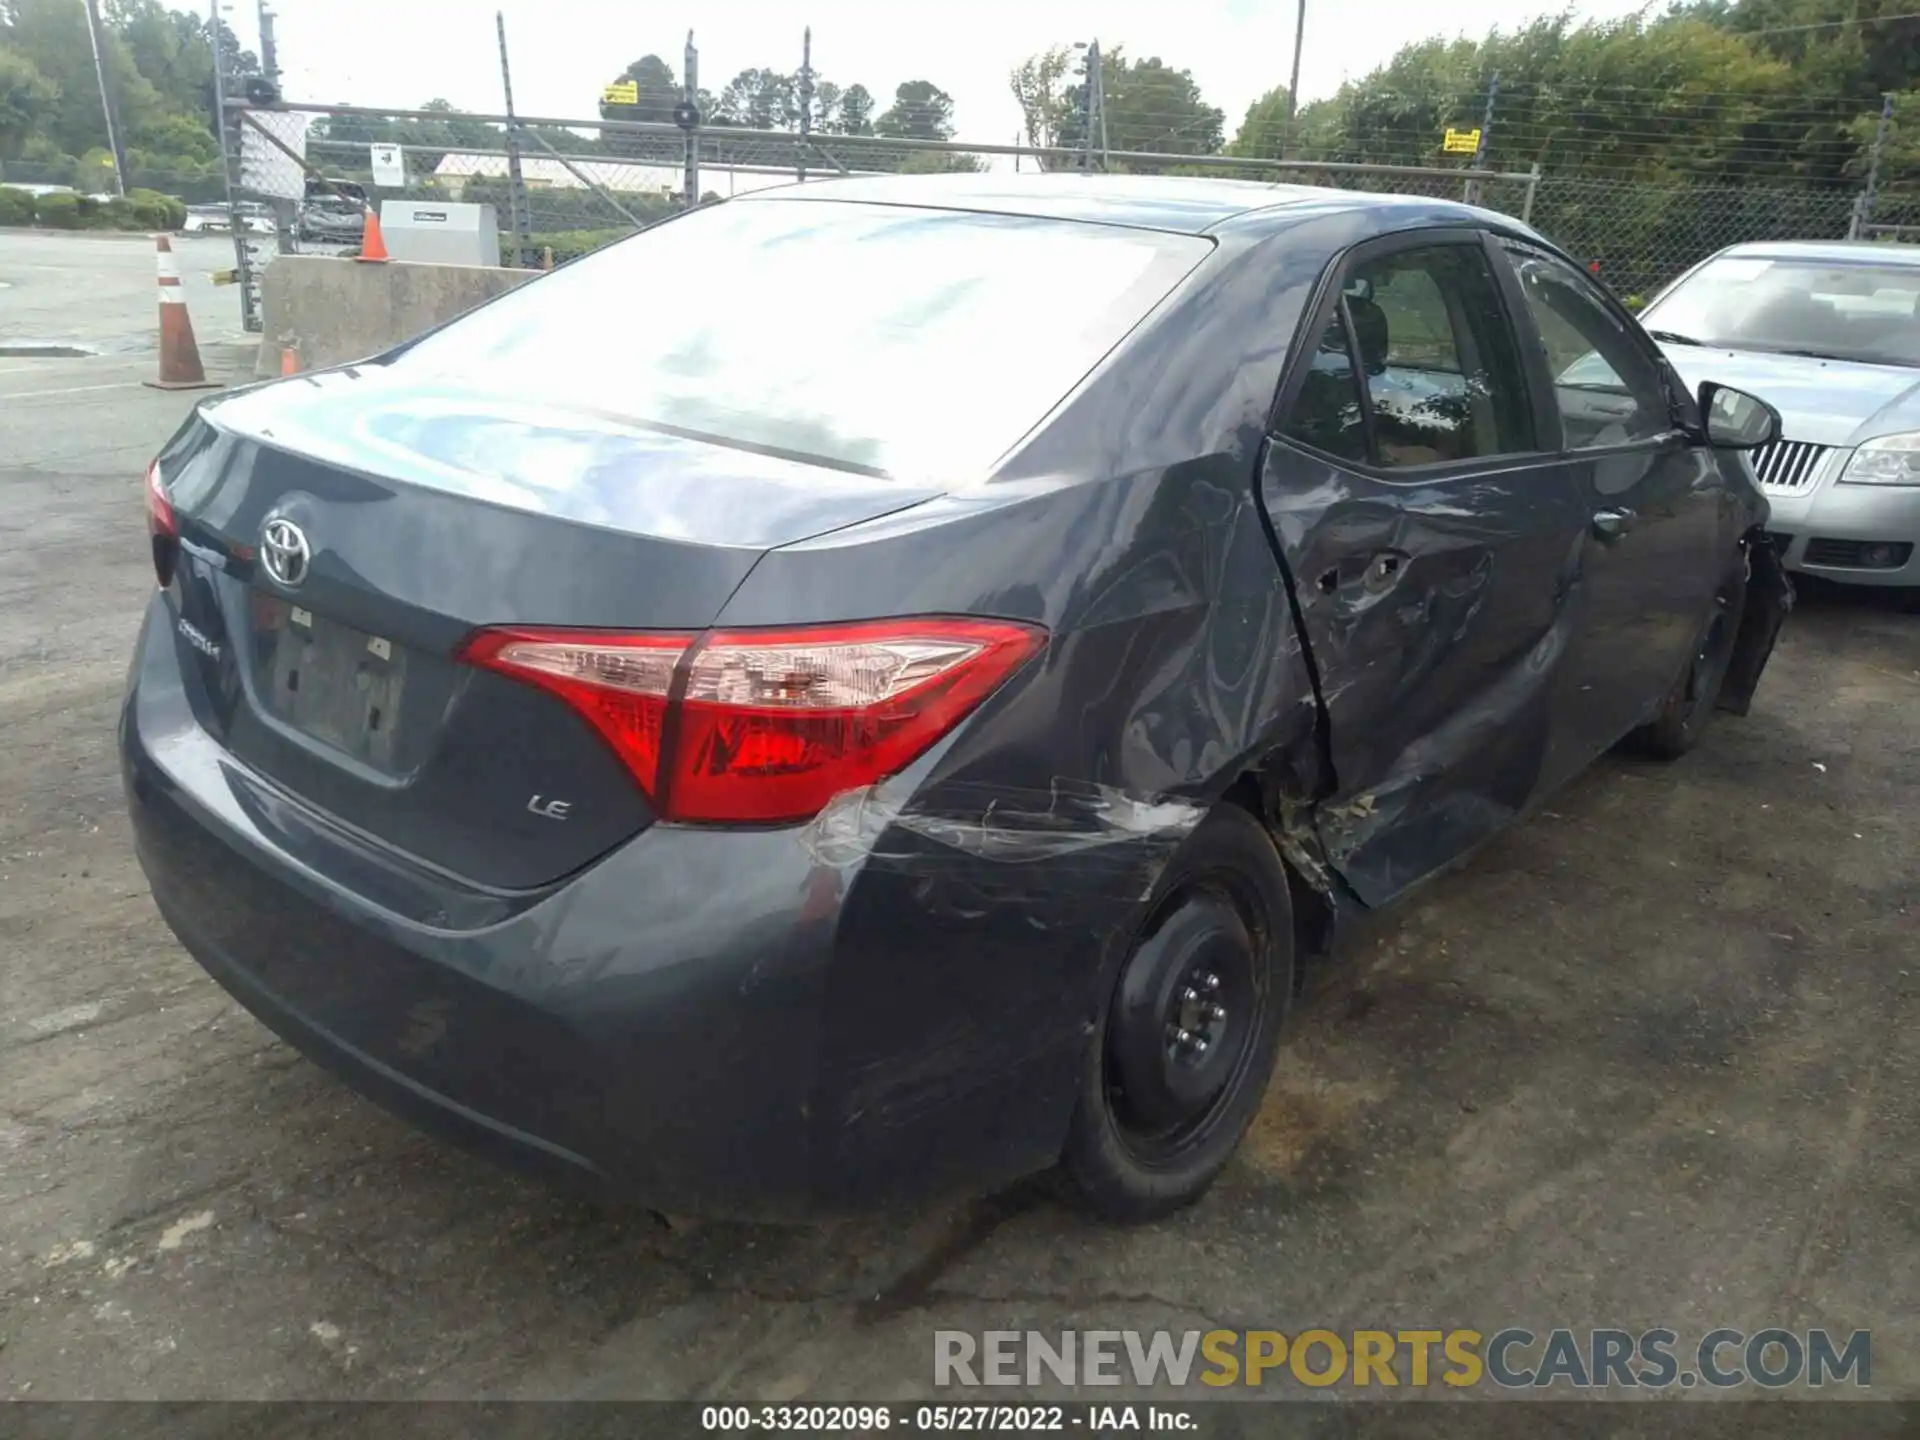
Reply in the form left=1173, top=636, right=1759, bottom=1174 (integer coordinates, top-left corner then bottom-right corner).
left=255, top=256, right=536, bottom=378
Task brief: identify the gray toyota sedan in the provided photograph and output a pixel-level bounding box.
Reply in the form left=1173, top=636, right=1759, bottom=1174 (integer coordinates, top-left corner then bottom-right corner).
left=1639, top=240, right=1920, bottom=588
left=124, top=176, right=1790, bottom=1222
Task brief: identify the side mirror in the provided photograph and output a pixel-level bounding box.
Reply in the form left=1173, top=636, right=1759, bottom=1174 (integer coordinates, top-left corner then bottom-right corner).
left=1697, top=381, right=1781, bottom=450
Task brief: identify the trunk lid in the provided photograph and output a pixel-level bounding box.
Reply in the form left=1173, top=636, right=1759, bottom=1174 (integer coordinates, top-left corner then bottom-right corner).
left=157, top=368, right=942, bottom=889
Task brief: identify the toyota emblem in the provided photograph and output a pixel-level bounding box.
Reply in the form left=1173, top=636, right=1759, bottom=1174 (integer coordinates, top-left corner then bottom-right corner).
left=261, top=516, right=311, bottom=588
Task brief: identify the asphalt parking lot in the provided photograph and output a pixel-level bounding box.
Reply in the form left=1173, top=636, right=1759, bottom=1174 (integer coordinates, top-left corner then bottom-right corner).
left=2, top=230, right=1917, bottom=1408
left=0, top=230, right=248, bottom=358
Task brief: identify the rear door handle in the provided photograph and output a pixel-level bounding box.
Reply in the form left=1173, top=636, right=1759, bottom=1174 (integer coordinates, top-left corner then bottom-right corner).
left=1591, top=508, right=1637, bottom=541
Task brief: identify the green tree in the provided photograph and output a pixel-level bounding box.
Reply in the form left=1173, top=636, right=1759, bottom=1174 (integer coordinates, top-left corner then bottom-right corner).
left=420, top=98, right=498, bottom=151
left=1083, top=53, right=1222, bottom=158
left=0, top=0, right=249, bottom=177
left=1015, top=48, right=1222, bottom=169
left=1691, top=0, right=1920, bottom=99
left=129, top=112, right=218, bottom=164
left=833, top=81, right=874, bottom=135
left=4, top=0, right=161, bottom=156
left=109, top=0, right=213, bottom=121
left=807, top=78, right=842, bottom=133
left=1240, top=6, right=1893, bottom=185
left=1225, top=86, right=1292, bottom=158
left=875, top=80, right=955, bottom=141
left=1847, top=89, right=1917, bottom=187
left=715, top=67, right=795, bottom=130
left=599, top=53, right=679, bottom=129
left=0, top=45, right=56, bottom=156
left=1010, top=47, right=1072, bottom=163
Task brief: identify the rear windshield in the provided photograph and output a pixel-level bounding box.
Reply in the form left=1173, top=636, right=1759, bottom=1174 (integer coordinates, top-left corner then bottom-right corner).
left=1642, top=254, right=1920, bottom=368
left=389, top=199, right=1211, bottom=477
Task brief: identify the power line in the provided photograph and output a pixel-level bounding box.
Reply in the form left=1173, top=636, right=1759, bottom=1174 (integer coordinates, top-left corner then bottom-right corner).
left=1727, top=8, right=1920, bottom=38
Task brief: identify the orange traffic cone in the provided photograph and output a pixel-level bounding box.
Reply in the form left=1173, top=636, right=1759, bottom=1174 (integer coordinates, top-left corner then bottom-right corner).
left=143, top=234, right=218, bottom=391
left=280, top=342, right=301, bottom=376
left=355, top=206, right=390, bottom=263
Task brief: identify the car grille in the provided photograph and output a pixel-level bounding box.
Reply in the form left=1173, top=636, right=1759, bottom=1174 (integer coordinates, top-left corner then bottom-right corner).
left=1802, top=539, right=1913, bottom=570
left=1749, top=440, right=1830, bottom=492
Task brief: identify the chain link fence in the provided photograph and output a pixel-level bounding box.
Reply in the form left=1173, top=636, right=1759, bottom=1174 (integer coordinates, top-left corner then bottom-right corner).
left=236, top=102, right=1547, bottom=260
left=202, top=99, right=1916, bottom=332
left=1510, top=177, right=1879, bottom=305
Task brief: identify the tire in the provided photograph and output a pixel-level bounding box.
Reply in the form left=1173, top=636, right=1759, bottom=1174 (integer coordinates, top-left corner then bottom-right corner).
left=1629, top=570, right=1748, bottom=760
left=1059, top=804, right=1295, bottom=1222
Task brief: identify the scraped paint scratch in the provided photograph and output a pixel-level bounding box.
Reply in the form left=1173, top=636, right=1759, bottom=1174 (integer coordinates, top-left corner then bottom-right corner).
left=29, top=1001, right=103, bottom=1035
left=157, top=1210, right=215, bottom=1251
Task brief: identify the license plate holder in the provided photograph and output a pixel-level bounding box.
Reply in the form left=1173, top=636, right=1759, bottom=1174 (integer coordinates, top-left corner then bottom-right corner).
left=251, top=593, right=409, bottom=769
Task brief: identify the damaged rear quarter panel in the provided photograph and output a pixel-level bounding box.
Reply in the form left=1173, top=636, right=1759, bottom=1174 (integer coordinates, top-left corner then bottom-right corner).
left=711, top=213, right=1395, bottom=1183
left=727, top=465, right=1327, bottom=1195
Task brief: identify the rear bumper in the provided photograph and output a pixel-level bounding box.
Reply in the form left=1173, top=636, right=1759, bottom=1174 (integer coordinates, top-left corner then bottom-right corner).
left=120, top=598, right=1130, bottom=1218
left=1764, top=475, right=1920, bottom=587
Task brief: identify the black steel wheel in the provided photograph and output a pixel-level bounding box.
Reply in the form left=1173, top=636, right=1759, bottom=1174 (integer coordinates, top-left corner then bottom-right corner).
left=1060, top=804, right=1294, bottom=1222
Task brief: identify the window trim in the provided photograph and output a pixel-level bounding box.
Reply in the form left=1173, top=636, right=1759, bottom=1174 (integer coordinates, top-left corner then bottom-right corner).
left=1493, top=236, right=1691, bottom=458
left=1269, top=225, right=1556, bottom=482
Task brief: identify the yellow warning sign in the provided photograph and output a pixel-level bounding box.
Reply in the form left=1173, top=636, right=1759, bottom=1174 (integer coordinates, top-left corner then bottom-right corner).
left=603, top=81, right=640, bottom=106
left=1442, top=127, right=1482, bottom=155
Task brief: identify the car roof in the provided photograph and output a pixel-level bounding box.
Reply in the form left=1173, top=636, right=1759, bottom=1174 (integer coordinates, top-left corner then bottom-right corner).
left=1718, top=239, right=1920, bottom=266
left=739, top=172, right=1500, bottom=237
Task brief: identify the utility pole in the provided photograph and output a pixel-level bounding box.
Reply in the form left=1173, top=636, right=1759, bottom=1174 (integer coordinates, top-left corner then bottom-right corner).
left=1093, top=43, right=1109, bottom=171
left=82, top=0, right=128, bottom=196
left=208, top=0, right=258, bottom=330
left=1075, top=41, right=1100, bottom=172
left=1279, top=0, right=1306, bottom=160
left=795, top=27, right=813, bottom=183
left=1853, top=92, right=1895, bottom=239
left=255, top=0, right=296, bottom=254
left=257, top=0, right=280, bottom=81
left=682, top=30, right=700, bottom=208
left=496, top=11, right=533, bottom=266
left=1465, top=70, right=1499, bottom=206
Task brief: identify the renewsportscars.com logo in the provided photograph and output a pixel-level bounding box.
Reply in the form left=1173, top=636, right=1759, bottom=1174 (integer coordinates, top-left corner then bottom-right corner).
left=934, top=1328, right=1871, bottom=1391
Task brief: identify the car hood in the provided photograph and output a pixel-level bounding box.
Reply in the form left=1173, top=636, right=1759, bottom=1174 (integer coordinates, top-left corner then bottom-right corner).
left=1657, top=343, right=1920, bottom=448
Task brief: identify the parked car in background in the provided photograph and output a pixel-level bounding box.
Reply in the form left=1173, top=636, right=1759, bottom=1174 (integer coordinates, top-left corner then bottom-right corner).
left=297, top=178, right=367, bottom=244
left=124, top=176, right=1790, bottom=1223
left=1639, top=240, right=1920, bottom=589
left=182, top=204, right=274, bottom=236
left=181, top=204, right=230, bottom=233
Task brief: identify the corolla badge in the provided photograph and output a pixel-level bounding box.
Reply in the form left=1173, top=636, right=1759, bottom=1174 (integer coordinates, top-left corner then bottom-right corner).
left=260, top=516, right=311, bottom=588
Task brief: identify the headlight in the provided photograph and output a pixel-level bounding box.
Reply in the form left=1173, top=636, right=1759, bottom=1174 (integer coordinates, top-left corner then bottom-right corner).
left=1840, top=432, right=1920, bottom=486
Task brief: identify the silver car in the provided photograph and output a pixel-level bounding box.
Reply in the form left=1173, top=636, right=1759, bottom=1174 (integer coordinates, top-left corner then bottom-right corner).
left=1638, top=240, right=1920, bottom=588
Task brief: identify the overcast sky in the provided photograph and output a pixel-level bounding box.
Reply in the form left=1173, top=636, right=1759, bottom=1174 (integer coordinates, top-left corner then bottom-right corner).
left=209, top=0, right=1662, bottom=140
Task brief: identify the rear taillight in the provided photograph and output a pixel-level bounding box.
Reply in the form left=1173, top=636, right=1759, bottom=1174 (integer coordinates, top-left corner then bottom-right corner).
left=145, top=460, right=178, bottom=586
left=459, top=628, right=688, bottom=799
left=673, top=618, right=1045, bottom=822
left=459, top=617, right=1045, bottom=825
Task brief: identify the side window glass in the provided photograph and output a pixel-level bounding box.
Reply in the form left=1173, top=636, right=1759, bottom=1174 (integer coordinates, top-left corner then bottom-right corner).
left=1281, top=307, right=1368, bottom=465
left=1346, top=245, right=1534, bottom=468
left=1504, top=247, right=1672, bottom=449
